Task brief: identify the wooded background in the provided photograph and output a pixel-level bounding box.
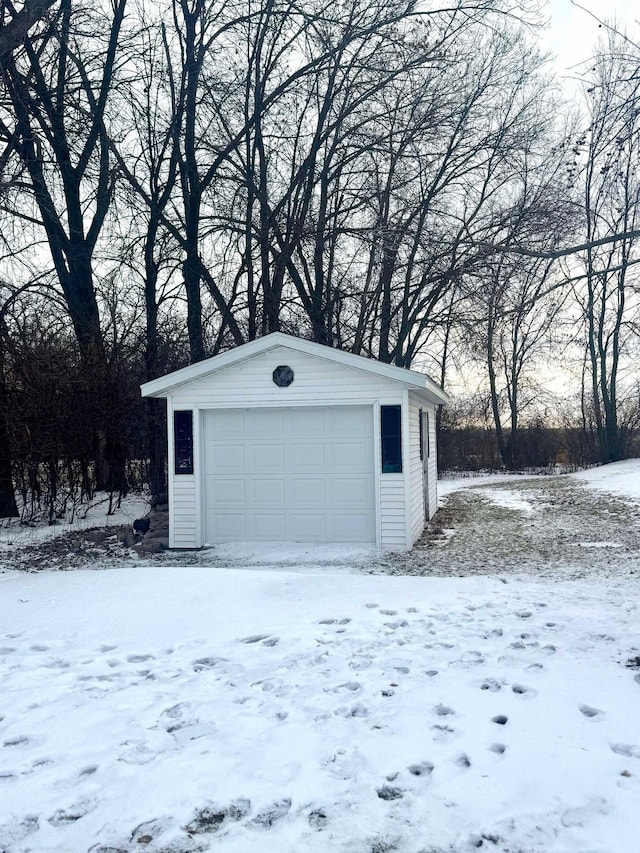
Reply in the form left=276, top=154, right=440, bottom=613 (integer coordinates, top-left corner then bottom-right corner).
left=1, top=0, right=640, bottom=521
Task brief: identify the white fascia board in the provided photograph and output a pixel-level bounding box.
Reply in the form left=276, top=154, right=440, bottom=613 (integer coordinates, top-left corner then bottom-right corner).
left=140, top=331, right=449, bottom=404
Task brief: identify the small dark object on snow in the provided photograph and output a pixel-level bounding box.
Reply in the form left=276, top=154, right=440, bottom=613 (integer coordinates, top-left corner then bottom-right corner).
left=133, top=518, right=150, bottom=534
left=377, top=785, right=403, bottom=800
left=625, top=655, right=640, bottom=669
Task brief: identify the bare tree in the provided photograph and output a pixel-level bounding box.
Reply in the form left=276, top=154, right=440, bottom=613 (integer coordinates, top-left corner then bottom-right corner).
left=572, top=32, right=640, bottom=463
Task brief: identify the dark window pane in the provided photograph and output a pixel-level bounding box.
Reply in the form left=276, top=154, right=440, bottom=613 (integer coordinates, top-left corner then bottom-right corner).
left=426, top=411, right=430, bottom=457
left=419, top=409, right=424, bottom=461
left=174, top=410, right=193, bottom=475
left=381, top=405, right=402, bottom=473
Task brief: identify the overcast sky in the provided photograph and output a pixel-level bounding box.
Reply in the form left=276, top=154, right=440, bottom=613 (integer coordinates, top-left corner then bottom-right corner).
left=542, top=0, right=639, bottom=85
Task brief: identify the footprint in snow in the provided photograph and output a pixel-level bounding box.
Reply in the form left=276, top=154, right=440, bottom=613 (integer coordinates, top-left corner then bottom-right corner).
left=240, top=635, right=270, bottom=644
left=99, top=644, right=118, bottom=652
left=262, top=637, right=279, bottom=647
left=30, top=644, right=50, bottom=652
left=456, top=754, right=471, bottom=768
left=0, top=815, right=39, bottom=847
left=331, top=681, right=361, bottom=693
left=365, top=603, right=378, bottom=609
left=191, top=656, right=224, bottom=671
left=3, top=735, right=30, bottom=747
left=126, top=654, right=154, bottom=663
left=250, top=798, right=291, bottom=828
left=408, top=761, right=434, bottom=777
left=511, top=683, right=537, bottom=698
left=515, top=611, right=533, bottom=619
left=477, top=677, right=503, bottom=692
left=426, top=669, right=438, bottom=677
left=184, top=800, right=251, bottom=834
left=118, top=741, right=159, bottom=765
left=492, top=715, right=508, bottom=726
left=434, top=704, right=454, bottom=716
left=449, top=651, right=485, bottom=668
left=611, top=743, right=640, bottom=758
left=379, top=609, right=398, bottom=616
left=48, top=799, right=96, bottom=826
left=79, top=765, right=99, bottom=777
left=489, top=743, right=507, bottom=754
left=579, top=704, right=604, bottom=720
left=130, top=817, right=172, bottom=845
left=308, top=808, right=328, bottom=830
left=319, top=618, right=351, bottom=625
left=161, top=703, right=189, bottom=721
left=561, top=796, right=608, bottom=827
left=0, top=647, right=16, bottom=654
left=431, top=724, right=455, bottom=740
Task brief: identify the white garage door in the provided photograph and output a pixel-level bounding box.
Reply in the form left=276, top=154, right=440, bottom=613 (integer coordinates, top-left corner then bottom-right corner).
left=203, top=406, right=375, bottom=544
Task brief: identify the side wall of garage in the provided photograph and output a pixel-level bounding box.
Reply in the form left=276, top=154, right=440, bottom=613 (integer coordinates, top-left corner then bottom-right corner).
left=166, top=345, right=408, bottom=550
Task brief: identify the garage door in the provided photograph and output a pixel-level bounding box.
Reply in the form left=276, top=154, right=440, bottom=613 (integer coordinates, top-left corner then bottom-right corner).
left=203, top=406, right=375, bottom=543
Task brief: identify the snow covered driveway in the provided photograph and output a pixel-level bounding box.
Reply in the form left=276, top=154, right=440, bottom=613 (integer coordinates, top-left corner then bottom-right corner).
left=1, top=565, right=640, bottom=852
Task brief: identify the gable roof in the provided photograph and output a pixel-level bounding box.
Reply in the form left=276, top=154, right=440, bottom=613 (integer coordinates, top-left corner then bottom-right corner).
left=140, top=332, right=449, bottom=404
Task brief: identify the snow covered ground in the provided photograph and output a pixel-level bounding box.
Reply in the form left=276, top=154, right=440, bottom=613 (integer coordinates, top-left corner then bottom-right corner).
left=1, top=461, right=640, bottom=852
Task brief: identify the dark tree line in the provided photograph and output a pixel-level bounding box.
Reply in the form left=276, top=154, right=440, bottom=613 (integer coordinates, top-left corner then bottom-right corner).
left=0, top=0, right=639, bottom=519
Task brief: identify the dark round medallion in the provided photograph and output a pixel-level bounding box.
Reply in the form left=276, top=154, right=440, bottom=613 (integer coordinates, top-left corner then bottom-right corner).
left=273, top=365, right=294, bottom=387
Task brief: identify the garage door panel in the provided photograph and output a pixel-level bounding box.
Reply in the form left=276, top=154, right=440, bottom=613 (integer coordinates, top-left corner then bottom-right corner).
left=253, top=513, right=286, bottom=539
left=203, top=406, right=375, bottom=544
left=329, top=477, right=370, bottom=506
left=289, top=443, right=325, bottom=469
left=206, top=444, right=245, bottom=473
left=330, top=406, right=369, bottom=434
left=250, top=444, right=285, bottom=469
left=204, top=410, right=244, bottom=440
left=251, top=478, right=286, bottom=504
left=289, top=408, right=325, bottom=435
left=211, top=514, right=246, bottom=539
left=287, top=513, right=326, bottom=539
left=205, top=477, right=245, bottom=505
left=331, top=512, right=371, bottom=541
left=251, top=409, right=284, bottom=434
left=288, top=478, right=326, bottom=505
left=331, top=442, right=369, bottom=470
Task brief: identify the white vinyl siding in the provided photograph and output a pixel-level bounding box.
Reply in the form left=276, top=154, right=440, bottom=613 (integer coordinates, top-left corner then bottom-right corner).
left=170, top=346, right=403, bottom=407
left=408, top=393, right=425, bottom=544
left=379, top=474, right=406, bottom=550
left=427, top=406, right=438, bottom=520
left=171, top=477, right=197, bottom=548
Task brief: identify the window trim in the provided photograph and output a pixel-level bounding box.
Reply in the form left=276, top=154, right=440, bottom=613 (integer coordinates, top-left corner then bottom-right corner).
left=174, top=410, right=194, bottom=475
left=381, top=404, right=402, bottom=473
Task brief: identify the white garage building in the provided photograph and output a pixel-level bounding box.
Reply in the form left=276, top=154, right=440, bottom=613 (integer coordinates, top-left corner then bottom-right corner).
left=141, top=333, right=448, bottom=551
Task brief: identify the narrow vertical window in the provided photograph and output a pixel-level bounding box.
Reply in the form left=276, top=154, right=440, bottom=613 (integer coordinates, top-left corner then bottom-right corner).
left=381, top=405, right=402, bottom=473
left=174, top=410, right=194, bottom=475
left=426, top=411, right=430, bottom=458
left=419, top=409, right=424, bottom=461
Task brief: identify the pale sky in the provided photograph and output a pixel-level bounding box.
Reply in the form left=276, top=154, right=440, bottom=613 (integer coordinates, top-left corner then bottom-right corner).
left=542, top=0, right=639, bottom=83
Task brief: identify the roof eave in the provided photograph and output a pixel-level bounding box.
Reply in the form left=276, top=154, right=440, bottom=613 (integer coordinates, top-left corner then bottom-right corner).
left=140, top=332, right=448, bottom=403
